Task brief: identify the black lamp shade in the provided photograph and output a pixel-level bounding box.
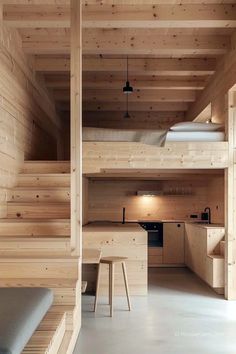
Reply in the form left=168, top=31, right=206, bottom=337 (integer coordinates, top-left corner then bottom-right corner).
left=124, top=111, right=131, bottom=118
left=123, top=81, right=133, bottom=94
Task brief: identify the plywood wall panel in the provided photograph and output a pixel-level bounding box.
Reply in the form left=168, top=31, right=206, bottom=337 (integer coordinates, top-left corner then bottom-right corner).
left=207, top=176, right=225, bottom=224
left=88, top=179, right=224, bottom=222
left=0, top=20, right=61, bottom=216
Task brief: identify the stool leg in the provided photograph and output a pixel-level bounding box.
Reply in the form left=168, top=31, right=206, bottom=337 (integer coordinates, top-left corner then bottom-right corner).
left=94, top=262, right=101, bottom=312
left=109, top=263, right=114, bottom=317
left=122, top=262, right=131, bottom=311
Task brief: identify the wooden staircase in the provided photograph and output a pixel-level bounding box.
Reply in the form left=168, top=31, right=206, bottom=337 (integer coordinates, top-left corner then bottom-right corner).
left=0, top=161, right=79, bottom=353
left=207, top=238, right=225, bottom=293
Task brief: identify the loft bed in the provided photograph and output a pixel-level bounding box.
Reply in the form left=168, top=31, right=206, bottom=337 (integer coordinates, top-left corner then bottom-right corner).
left=82, top=125, right=228, bottom=175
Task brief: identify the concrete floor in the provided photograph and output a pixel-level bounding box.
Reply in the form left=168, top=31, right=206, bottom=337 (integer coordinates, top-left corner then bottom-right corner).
left=74, top=268, right=236, bottom=354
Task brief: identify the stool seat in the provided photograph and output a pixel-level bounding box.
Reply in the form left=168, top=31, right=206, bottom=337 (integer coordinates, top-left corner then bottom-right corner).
left=94, top=256, right=131, bottom=317
left=100, top=256, right=128, bottom=264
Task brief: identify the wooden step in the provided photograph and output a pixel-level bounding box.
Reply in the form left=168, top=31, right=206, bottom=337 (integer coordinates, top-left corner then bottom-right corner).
left=8, top=187, right=70, bottom=203
left=206, top=254, right=224, bottom=289
left=0, top=219, right=70, bottom=237
left=0, top=256, right=78, bottom=280
left=21, top=161, right=70, bottom=174
left=220, top=240, right=225, bottom=256
left=22, top=305, right=71, bottom=354
left=0, top=278, right=76, bottom=288
left=58, top=331, right=73, bottom=354
left=7, top=202, right=70, bottom=219
left=0, top=237, right=71, bottom=257
left=17, top=174, right=70, bottom=187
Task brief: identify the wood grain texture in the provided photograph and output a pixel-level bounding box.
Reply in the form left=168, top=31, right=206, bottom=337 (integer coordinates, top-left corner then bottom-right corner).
left=163, top=223, right=185, bottom=264
left=87, top=179, right=222, bottom=222
left=83, top=142, right=229, bottom=174
left=82, top=222, right=148, bottom=295
left=0, top=21, right=62, bottom=217
left=185, top=223, right=225, bottom=291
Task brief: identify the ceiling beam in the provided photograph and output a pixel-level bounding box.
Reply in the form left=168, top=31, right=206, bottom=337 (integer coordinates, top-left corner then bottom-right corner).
left=56, top=101, right=188, bottom=112
left=3, top=4, right=236, bottom=28
left=21, top=29, right=230, bottom=55
left=45, top=77, right=205, bottom=90
left=35, top=57, right=216, bottom=76
left=54, top=88, right=196, bottom=102
left=82, top=102, right=189, bottom=112
left=0, top=1, right=234, bottom=4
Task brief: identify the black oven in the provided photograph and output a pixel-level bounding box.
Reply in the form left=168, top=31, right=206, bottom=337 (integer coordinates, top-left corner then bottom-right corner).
left=139, top=222, right=163, bottom=247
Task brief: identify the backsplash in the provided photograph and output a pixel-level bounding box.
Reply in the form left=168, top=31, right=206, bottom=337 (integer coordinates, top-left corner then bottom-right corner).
left=88, top=177, right=224, bottom=223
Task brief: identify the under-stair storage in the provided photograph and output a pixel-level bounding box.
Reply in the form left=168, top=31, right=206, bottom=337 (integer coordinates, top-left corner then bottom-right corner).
left=185, top=223, right=225, bottom=293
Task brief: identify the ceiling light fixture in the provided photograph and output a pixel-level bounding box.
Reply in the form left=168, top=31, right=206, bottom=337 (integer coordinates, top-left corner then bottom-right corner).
left=123, top=56, right=133, bottom=118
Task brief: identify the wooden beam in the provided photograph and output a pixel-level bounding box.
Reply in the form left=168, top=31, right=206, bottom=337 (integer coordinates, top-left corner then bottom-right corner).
left=3, top=4, right=236, bottom=28
left=21, top=28, right=230, bottom=55
left=186, top=32, right=236, bottom=120
left=45, top=76, right=205, bottom=90
left=54, top=88, right=196, bottom=102
left=82, top=101, right=189, bottom=111
left=225, top=90, right=236, bottom=300
left=1, top=0, right=234, bottom=4
left=70, top=0, right=82, bottom=256
left=35, top=57, right=216, bottom=76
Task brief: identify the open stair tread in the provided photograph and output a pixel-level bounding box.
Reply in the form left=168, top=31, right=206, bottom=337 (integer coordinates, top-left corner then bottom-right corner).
left=22, top=305, right=70, bottom=354
left=18, top=173, right=70, bottom=177
left=7, top=201, right=70, bottom=205
left=0, top=278, right=77, bottom=287
left=0, top=218, right=70, bottom=223
left=208, top=254, right=224, bottom=259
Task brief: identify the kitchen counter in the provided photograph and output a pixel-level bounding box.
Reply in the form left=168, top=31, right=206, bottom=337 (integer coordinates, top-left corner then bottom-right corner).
left=82, top=222, right=148, bottom=296
left=185, top=222, right=224, bottom=229
left=83, top=222, right=145, bottom=232
left=90, top=219, right=196, bottom=224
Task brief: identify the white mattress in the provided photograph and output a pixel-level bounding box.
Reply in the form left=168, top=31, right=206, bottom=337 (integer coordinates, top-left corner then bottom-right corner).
left=166, top=131, right=225, bottom=142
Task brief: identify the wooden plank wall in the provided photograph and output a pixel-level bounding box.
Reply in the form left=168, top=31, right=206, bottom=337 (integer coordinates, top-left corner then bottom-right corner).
left=0, top=11, right=62, bottom=217
left=87, top=178, right=224, bottom=223
left=83, top=111, right=185, bottom=130
left=206, top=176, right=225, bottom=224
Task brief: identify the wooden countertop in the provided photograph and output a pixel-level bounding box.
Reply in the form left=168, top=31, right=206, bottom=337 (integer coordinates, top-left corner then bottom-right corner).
left=83, top=222, right=145, bottom=233
left=185, top=222, right=224, bottom=229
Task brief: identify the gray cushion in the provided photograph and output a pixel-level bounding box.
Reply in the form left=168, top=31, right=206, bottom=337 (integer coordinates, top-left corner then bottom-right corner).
left=0, top=288, right=53, bottom=354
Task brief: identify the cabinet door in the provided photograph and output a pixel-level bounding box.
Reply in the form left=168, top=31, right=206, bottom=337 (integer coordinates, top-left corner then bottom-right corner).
left=163, top=223, right=185, bottom=264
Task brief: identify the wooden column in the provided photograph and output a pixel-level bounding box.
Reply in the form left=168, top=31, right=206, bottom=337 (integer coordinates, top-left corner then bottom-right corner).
left=70, top=0, right=82, bottom=256
left=225, top=88, right=236, bottom=300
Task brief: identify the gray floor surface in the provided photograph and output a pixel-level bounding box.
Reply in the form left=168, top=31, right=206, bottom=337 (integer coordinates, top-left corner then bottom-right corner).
left=74, top=268, right=236, bottom=354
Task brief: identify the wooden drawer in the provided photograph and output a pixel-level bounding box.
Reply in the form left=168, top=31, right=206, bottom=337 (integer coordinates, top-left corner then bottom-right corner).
left=148, top=247, right=163, bottom=256
left=148, top=255, right=163, bottom=266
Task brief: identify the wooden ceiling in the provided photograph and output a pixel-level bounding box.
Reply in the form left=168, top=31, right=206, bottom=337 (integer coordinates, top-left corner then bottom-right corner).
left=1, top=0, right=236, bottom=129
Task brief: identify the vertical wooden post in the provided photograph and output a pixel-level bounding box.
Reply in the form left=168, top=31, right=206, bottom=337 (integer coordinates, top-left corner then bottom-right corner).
left=71, top=0, right=82, bottom=256
left=225, top=89, right=236, bottom=300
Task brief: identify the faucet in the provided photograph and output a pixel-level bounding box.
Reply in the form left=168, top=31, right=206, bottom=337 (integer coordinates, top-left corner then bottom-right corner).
left=122, top=207, right=126, bottom=224
left=204, top=207, right=211, bottom=224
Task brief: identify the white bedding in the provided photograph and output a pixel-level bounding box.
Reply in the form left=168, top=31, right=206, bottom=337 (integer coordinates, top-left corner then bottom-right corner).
left=82, top=127, right=225, bottom=146
left=166, top=131, right=225, bottom=142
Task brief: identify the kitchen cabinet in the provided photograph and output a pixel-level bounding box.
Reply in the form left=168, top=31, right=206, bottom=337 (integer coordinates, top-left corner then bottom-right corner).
left=163, top=223, right=185, bottom=264
left=148, top=247, right=163, bottom=267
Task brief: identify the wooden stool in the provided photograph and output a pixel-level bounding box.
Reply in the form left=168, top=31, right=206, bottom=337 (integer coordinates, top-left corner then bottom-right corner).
left=94, top=257, right=131, bottom=317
